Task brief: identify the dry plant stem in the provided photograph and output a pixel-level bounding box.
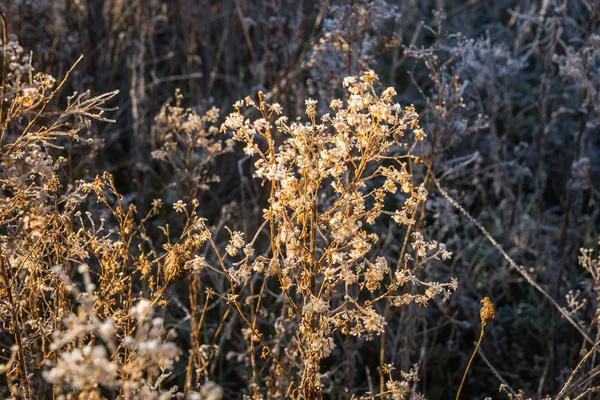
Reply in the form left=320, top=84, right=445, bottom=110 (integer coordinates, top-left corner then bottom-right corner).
left=432, top=176, right=595, bottom=345
left=0, top=257, right=30, bottom=400
left=477, top=348, right=516, bottom=395
left=455, top=324, right=485, bottom=400
left=7, top=55, right=84, bottom=155
left=205, top=234, right=300, bottom=393
left=556, top=339, right=600, bottom=400
left=250, top=276, right=269, bottom=399
left=0, top=7, right=7, bottom=130
left=574, top=387, right=600, bottom=400
left=208, top=306, right=233, bottom=376
left=379, top=304, right=389, bottom=394
left=262, top=100, right=301, bottom=315
left=0, top=347, right=17, bottom=375
left=184, top=277, right=210, bottom=392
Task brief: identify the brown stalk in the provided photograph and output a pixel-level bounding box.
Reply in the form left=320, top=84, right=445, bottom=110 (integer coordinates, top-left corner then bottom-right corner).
left=0, top=256, right=31, bottom=400
left=433, top=176, right=595, bottom=346
left=205, top=233, right=300, bottom=393
left=0, top=6, right=7, bottom=131
left=456, top=297, right=495, bottom=400
left=6, top=55, right=84, bottom=155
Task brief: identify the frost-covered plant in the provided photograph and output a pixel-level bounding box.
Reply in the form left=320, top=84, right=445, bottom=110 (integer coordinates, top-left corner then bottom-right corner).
left=217, top=70, right=457, bottom=398
left=45, top=267, right=182, bottom=399
left=0, top=36, right=118, bottom=398
left=0, top=36, right=210, bottom=399
left=152, top=89, right=235, bottom=203
left=304, top=0, right=402, bottom=107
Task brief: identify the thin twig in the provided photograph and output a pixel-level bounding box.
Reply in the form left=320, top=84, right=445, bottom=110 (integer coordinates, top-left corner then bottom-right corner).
left=7, top=55, right=84, bottom=155
left=556, top=339, right=600, bottom=400
left=0, top=6, right=8, bottom=135
left=432, top=176, right=595, bottom=346
left=456, top=325, right=485, bottom=400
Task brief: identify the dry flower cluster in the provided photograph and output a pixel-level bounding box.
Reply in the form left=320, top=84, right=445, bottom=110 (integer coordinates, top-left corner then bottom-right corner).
left=217, top=70, right=457, bottom=398
left=0, top=35, right=454, bottom=398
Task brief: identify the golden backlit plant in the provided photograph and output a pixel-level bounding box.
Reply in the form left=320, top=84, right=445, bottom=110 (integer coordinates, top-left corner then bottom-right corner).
left=0, top=35, right=213, bottom=399
left=216, top=70, right=457, bottom=398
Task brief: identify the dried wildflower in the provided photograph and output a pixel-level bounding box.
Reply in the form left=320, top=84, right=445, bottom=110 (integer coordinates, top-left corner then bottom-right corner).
left=225, top=230, right=245, bottom=257
left=43, top=345, right=119, bottom=390
left=305, top=98, right=318, bottom=118
left=457, top=297, right=496, bottom=400
left=480, top=296, right=496, bottom=326
left=1, top=2, right=598, bottom=398
left=163, top=242, right=192, bottom=287
left=186, top=255, right=208, bottom=272
left=173, top=200, right=187, bottom=213
left=216, top=69, right=458, bottom=395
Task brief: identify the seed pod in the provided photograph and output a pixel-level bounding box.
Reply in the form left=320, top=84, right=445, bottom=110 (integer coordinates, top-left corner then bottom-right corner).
left=162, top=242, right=192, bottom=287
left=479, top=297, right=496, bottom=326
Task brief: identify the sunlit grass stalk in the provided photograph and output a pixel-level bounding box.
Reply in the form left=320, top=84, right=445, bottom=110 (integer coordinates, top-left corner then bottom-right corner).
left=456, top=297, right=495, bottom=400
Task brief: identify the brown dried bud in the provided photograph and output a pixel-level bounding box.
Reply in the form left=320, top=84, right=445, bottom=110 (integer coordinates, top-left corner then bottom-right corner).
left=257, top=91, right=265, bottom=110
left=480, top=297, right=496, bottom=326
left=163, top=242, right=192, bottom=287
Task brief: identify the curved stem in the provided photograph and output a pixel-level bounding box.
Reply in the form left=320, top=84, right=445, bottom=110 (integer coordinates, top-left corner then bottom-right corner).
left=0, top=257, right=31, bottom=399
left=456, top=324, right=485, bottom=400
left=0, top=6, right=8, bottom=139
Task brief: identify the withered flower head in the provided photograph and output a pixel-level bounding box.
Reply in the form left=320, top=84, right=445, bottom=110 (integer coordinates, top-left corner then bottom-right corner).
left=479, top=297, right=495, bottom=326
left=163, top=241, right=193, bottom=287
